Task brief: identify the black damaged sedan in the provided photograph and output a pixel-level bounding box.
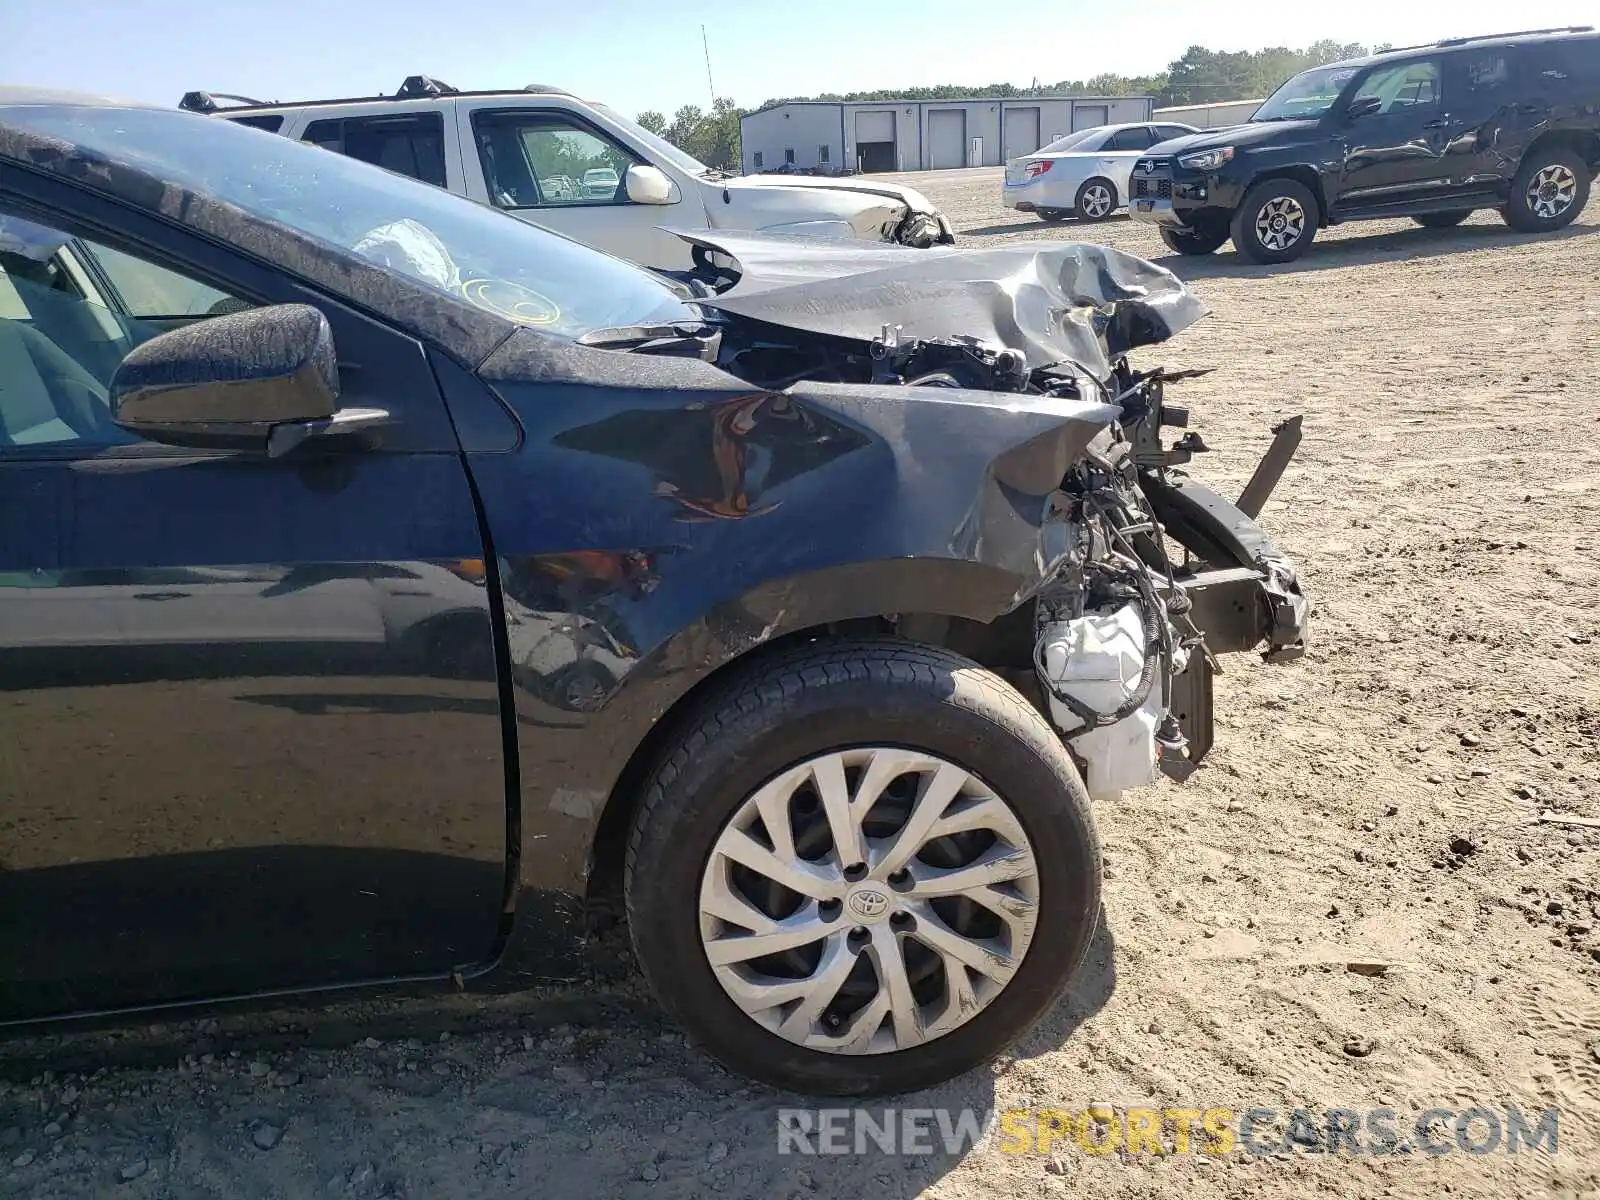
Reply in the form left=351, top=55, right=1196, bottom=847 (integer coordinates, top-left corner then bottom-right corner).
left=0, top=90, right=1308, bottom=1096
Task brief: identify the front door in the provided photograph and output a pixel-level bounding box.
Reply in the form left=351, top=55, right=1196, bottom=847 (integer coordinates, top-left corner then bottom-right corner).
left=468, top=107, right=700, bottom=269
left=1337, top=58, right=1453, bottom=207
left=0, top=201, right=507, bottom=1021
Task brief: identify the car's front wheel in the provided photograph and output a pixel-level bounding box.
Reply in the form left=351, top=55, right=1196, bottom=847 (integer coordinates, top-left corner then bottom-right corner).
left=1160, top=225, right=1229, bottom=256
left=1501, top=146, right=1590, bottom=233
left=1231, top=178, right=1320, bottom=264
left=1075, top=177, right=1117, bottom=222
left=624, top=639, right=1101, bottom=1096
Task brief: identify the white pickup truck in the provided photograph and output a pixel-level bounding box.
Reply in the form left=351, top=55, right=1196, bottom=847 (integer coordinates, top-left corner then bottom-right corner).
left=180, top=76, right=955, bottom=270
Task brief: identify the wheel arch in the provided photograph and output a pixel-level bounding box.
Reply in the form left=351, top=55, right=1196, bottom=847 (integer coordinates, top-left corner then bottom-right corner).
left=577, top=558, right=1038, bottom=915
left=1245, top=165, right=1329, bottom=225
left=1520, top=128, right=1600, bottom=174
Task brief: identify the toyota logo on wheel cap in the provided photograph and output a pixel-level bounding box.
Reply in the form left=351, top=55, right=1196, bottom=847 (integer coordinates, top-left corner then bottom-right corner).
left=846, top=887, right=890, bottom=921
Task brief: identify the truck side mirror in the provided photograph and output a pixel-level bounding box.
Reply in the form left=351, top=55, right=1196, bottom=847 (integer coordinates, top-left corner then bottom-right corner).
left=1345, top=96, right=1383, bottom=120
left=625, top=164, right=678, bottom=205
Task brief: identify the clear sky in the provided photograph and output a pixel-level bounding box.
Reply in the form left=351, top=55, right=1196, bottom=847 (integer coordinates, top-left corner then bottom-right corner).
left=3, top=1, right=1593, bottom=118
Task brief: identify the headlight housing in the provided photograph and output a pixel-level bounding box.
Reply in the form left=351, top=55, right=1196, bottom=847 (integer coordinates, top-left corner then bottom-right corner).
left=1177, top=147, right=1235, bottom=171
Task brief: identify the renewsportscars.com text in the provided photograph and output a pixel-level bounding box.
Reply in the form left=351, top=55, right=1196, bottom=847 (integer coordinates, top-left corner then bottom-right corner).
left=776, top=1105, right=1561, bottom=1158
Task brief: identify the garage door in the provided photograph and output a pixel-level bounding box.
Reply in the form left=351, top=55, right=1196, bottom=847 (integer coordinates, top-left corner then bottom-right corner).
left=927, top=109, right=966, bottom=170
left=1073, top=104, right=1109, bottom=132
left=1003, top=107, right=1040, bottom=160
left=854, top=110, right=895, bottom=144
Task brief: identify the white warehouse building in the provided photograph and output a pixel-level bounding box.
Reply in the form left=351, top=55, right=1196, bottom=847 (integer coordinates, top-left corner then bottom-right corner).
left=739, top=95, right=1155, bottom=175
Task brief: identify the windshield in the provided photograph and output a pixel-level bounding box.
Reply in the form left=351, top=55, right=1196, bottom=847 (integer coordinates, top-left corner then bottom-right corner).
left=1251, top=65, right=1360, bottom=122
left=0, top=104, right=695, bottom=339
left=1037, top=128, right=1100, bottom=154
left=590, top=102, right=722, bottom=176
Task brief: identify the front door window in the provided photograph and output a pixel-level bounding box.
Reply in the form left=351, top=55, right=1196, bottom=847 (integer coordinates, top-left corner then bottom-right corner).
left=472, top=111, right=639, bottom=208
left=0, top=214, right=250, bottom=450
left=1351, top=60, right=1442, bottom=115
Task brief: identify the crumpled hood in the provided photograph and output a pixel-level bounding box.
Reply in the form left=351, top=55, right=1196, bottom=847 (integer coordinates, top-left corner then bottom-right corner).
left=678, top=229, right=1208, bottom=381
left=727, top=173, right=940, bottom=215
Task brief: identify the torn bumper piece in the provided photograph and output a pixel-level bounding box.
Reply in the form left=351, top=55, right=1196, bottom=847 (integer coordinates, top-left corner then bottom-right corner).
left=1139, top=425, right=1311, bottom=764
left=1149, top=475, right=1310, bottom=661
left=1140, top=407, right=1309, bottom=660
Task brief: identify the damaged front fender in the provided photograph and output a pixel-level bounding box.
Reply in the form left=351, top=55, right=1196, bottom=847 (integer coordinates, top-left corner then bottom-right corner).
left=467, top=331, right=1120, bottom=899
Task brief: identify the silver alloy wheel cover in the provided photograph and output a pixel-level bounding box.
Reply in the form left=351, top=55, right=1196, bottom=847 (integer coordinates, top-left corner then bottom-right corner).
left=1527, top=164, right=1578, bottom=219
left=1254, top=195, right=1306, bottom=252
left=698, top=747, right=1041, bottom=1055
left=1081, top=183, right=1113, bottom=218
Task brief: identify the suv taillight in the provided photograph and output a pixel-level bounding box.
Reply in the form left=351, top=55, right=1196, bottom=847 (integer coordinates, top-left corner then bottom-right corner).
left=1025, top=160, right=1053, bottom=178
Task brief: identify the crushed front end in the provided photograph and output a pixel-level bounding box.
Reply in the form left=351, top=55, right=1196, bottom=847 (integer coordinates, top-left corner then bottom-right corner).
left=677, top=230, right=1309, bottom=800
left=1029, top=359, right=1309, bottom=799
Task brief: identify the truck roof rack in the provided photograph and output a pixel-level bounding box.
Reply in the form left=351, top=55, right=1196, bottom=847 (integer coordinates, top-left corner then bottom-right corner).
left=1437, top=25, right=1593, bottom=46
left=178, top=90, right=270, bottom=114
left=1381, top=26, right=1594, bottom=54
left=394, top=75, right=458, bottom=99
left=178, top=75, right=573, bottom=114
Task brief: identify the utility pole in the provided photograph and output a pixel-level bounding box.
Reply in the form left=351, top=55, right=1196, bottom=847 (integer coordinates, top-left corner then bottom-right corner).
left=702, top=25, right=716, bottom=105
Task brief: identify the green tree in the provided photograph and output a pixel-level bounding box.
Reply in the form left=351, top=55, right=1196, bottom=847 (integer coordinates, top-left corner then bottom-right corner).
left=750, top=38, right=1382, bottom=112
left=641, top=38, right=1385, bottom=172
left=641, top=98, right=742, bottom=171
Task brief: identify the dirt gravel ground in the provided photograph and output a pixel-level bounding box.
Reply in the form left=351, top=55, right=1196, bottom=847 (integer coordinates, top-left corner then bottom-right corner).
left=4, top=177, right=1599, bottom=1200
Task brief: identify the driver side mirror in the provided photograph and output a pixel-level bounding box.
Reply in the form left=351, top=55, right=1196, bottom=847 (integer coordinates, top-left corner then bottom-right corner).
left=1344, top=95, right=1383, bottom=120
left=112, top=304, right=388, bottom=457
left=625, top=164, right=678, bottom=205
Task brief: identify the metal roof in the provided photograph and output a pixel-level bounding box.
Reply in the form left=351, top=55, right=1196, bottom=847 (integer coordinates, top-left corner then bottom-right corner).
left=745, top=95, right=1152, bottom=120
left=177, top=76, right=576, bottom=114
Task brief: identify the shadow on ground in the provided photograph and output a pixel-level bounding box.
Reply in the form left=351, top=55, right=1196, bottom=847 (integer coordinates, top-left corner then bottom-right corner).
left=0, top=910, right=1119, bottom=1199
left=964, top=213, right=1132, bottom=237
left=717, top=914, right=1118, bottom=1200
left=1157, top=219, right=1600, bottom=280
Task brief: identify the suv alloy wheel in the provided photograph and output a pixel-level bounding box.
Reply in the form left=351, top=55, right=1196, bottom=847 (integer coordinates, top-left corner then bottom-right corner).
left=1231, top=178, right=1321, bottom=265
left=1502, top=146, right=1591, bottom=233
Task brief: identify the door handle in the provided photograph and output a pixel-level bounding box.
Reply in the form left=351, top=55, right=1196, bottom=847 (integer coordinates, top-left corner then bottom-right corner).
left=1424, top=118, right=1449, bottom=129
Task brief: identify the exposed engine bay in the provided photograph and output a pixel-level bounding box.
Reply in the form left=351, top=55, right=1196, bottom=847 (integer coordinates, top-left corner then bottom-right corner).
left=733, top=329, right=1309, bottom=802
left=580, top=230, right=1311, bottom=800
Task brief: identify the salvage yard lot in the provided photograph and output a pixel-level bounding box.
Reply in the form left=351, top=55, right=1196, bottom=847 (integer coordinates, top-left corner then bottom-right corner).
left=4, top=176, right=1599, bottom=1200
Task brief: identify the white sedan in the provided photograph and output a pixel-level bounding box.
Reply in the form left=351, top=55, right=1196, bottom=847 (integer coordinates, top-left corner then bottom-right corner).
left=1002, top=121, right=1199, bottom=223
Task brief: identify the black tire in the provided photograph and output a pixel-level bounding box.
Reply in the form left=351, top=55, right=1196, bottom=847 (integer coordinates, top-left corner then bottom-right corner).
left=1230, top=178, right=1320, bottom=264
left=1160, top=225, right=1229, bottom=256
left=1500, top=145, right=1590, bottom=233
left=1037, top=208, right=1070, bottom=222
left=1074, top=177, right=1117, bottom=222
left=1412, top=210, right=1473, bottom=229
left=624, top=638, right=1101, bottom=1097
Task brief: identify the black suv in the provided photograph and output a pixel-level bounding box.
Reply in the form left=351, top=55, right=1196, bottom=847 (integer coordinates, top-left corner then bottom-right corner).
left=1130, top=27, right=1600, bottom=263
